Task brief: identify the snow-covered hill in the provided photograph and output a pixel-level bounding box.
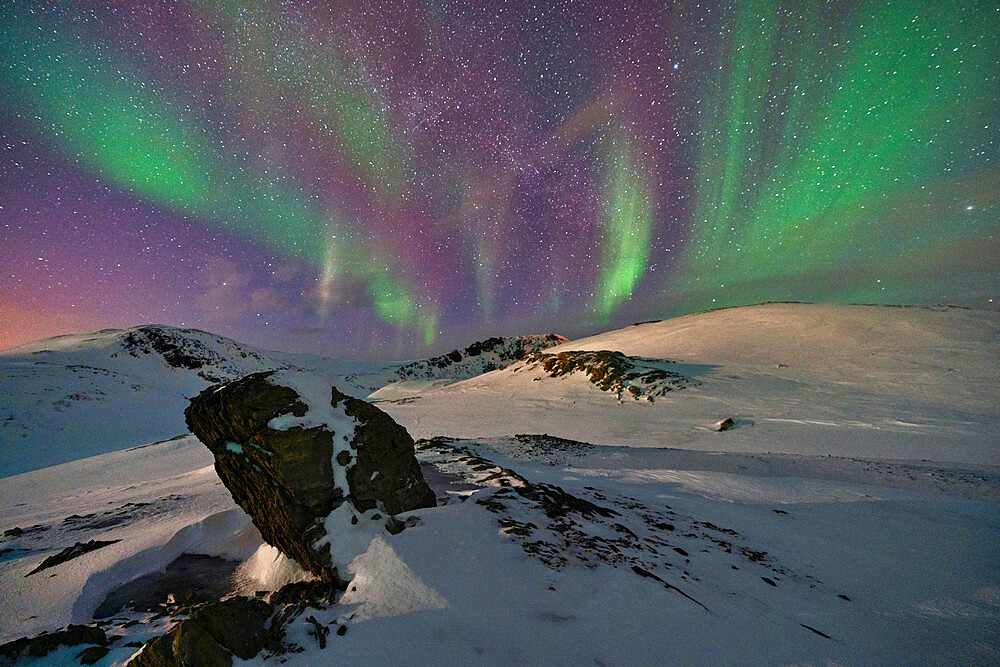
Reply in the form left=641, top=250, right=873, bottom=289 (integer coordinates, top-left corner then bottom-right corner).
left=0, top=325, right=377, bottom=477
left=1, top=430, right=997, bottom=663
left=378, top=304, right=1000, bottom=465
left=0, top=327, right=565, bottom=477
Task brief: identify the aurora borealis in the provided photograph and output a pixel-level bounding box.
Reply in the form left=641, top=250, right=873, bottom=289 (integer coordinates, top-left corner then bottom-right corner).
left=2, top=1, right=997, bottom=356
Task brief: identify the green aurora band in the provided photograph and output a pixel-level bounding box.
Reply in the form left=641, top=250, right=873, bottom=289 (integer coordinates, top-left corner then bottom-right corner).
left=684, top=1, right=998, bottom=305
left=1, top=4, right=435, bottom=339
left=595, top=128, right=653, bottom=319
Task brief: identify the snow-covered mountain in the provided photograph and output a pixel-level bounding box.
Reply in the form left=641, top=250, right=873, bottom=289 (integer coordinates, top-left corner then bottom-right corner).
left=0, top=325, right=292, bottom=477
left=363, top=334, right=567, bottom=400
left=0, top=304, right=997, bottom=664
left=0, top=327, right=565, bottom=477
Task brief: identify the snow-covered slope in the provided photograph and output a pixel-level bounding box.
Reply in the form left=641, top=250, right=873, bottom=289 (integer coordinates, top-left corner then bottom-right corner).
left=0, top=325, right=382, bottom=478
left=0, top=328, right=564, bottom=477
left=378, top=304, right=1000, bottom=465
left=359, top=334, right=566, bottom=399
left=1, top=431, right=997, bottom=664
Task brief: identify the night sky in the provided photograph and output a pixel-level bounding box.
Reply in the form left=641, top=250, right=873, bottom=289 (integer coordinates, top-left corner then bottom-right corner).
left=2, top=1, right=997, bottom=357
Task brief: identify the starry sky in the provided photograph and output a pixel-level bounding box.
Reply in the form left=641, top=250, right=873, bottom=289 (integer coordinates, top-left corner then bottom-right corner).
left=2, top=1, right=997, bottom=357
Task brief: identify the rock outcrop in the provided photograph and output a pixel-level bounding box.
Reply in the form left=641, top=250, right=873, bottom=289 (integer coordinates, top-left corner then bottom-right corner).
left=394, top=333, right=568, bottom=380
left=115, top=325, right=273, bottom=383
left=184, top=370, right=435, bottom=580
left=26, top=539, right=121, bottom=576
left=524, top=349, right=699, bottom=401
left=0, top=625, right=107, bottom=663
left=126, top=597, right=273, bottom=667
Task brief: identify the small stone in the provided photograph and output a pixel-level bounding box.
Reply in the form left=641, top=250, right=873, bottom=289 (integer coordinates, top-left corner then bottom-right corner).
left=715, top=417, right=735, bottom=432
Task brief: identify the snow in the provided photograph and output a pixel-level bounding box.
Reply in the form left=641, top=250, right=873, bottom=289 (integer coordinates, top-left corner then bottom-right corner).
left=313, top=504, right=384, bottom=566
left=231, top=544, right=313, bottom=595
left=336, top=537, right=447, bottom=622
left=0, top=325, right=374, bottom=478
left=378, top=304, right=1000, bottom=465
left=0, top=436, right=236, bottom=642
left=568, top=467, right=892, bottom=504
left=0, top=304, right=997, bottom=664
left=367, top=378, right=458, bottom=401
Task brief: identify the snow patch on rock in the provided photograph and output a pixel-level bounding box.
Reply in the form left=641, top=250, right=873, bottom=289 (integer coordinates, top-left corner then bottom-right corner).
left=266, top=369, right=360, bottom=492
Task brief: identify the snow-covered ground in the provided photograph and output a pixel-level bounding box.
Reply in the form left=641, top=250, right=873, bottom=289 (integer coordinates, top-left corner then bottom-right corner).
left=0, top=325, right=375, bottom=477
left=378, top=304, right=1000, bottom=465
left=0, top=304, right=997, bottom=664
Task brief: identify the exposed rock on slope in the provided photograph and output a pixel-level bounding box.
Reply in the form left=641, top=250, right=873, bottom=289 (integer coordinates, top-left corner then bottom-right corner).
left=184, top=370, right=435, bottom=580
left=114, top=326, right=273, bottom=383
left=25, top=539, right=120, bottom=576
left=524, top=349, right=699, bottom=400
left=349, top=334, right=567, bottom=395
left=0, top=625, right=107, bottom=663
left=395, top=334, right=568, bottom=379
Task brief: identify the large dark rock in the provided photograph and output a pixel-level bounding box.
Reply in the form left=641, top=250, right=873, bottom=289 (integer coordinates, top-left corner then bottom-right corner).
left=126, top=597, right=273, bottom=667
left=184, top=371, right=435, bottom=579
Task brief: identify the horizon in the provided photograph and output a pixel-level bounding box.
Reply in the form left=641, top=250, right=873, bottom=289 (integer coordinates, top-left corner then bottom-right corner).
left=4, top=299, right=997, bottom=361
left=2, top=2, right=997, bottom=356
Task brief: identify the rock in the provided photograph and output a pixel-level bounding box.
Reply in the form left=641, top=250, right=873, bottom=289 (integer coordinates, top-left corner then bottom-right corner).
left=3, top=527, right=22, bottom=537
left=77, top=645, right=111, bottom=665
left=0, top=625, right=106, bottom=662
left=304, top=615, right=329, bottom=649
left=394, top=334, right=567, bottom=379
left=26, top=539, right=121, bottom=576
left=171, top=621, right=231, bottom=667
left=184, top=370, right=435, bottom=580
left=715, top=417, right=735, bottom=431
left=125, top=634, right=175, bottom=667
left=187, top=597, right=273, bottom=659
left=525, top=349, right=698, bottom=400
left=126, top=597, right=273, bottom=667
left=267, top=580, right=341, bottom=607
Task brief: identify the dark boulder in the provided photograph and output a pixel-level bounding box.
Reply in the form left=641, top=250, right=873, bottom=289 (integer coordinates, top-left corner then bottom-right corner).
left=184, top=371, right=434, bottom=580
left=715, top=417, right=735, bottom=432
left=126, top=597, right=273, bottom=667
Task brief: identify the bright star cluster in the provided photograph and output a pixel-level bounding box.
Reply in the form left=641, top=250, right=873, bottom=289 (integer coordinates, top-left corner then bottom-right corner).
left=1, top=1, right=997, bottom=355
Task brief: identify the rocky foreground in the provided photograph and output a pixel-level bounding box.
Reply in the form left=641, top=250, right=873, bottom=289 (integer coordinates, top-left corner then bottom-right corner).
left=129, top=370, right=436, bottom=665
left=2, top=370, right=439, bottom=665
